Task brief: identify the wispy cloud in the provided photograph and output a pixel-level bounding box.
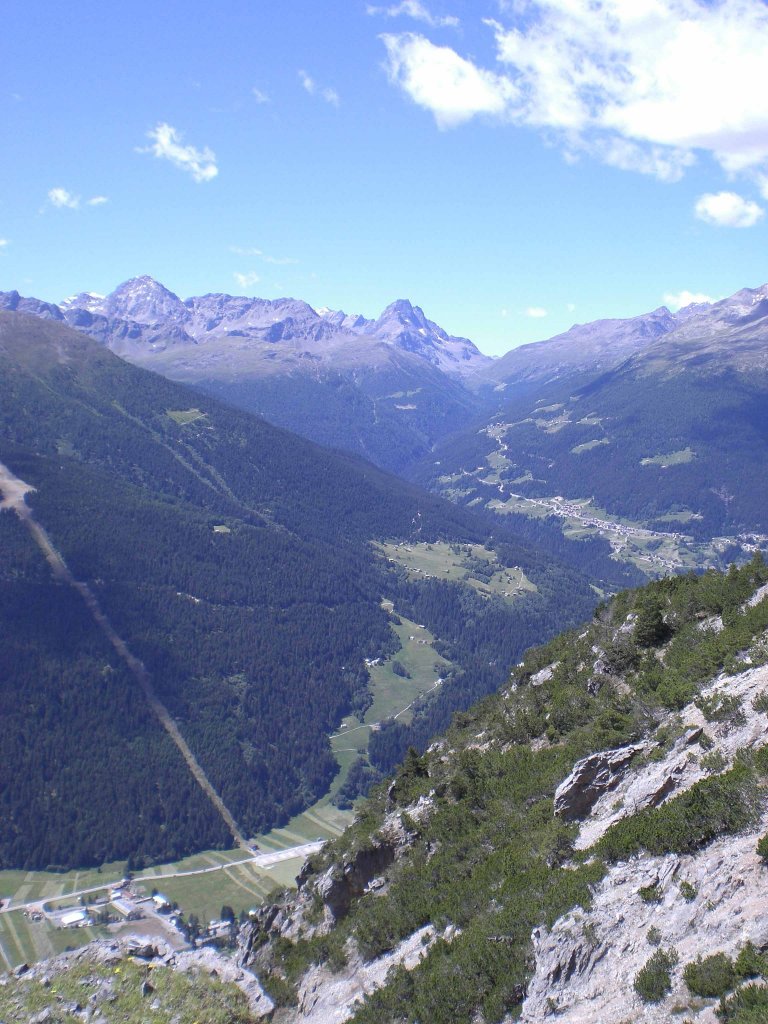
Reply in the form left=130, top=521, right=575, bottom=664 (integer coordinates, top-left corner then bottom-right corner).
left=234, top=271, right=261, bottom=290
left=48, top=187, right=80, bottom=209
left=298, top=70, right=340, bottom=106
left=0, top=238, right=9, bottom=250
left=380, top=1, right=768, bottom=189
left=141, top=123, right=218, bottom=183
left=663, top=289, right=717, bottom=310
left=230, top=245, right=298, bottom=265
left=86, top=195, right=109, bottom=206
left=694, top=192, right=764, bottom=228
left=525, top=306, right=547, bottom=318
left=252, top=87, right=270, bottom=104
left=382, top=33, right=517, bottom=129
left=367, top=1, right=459, bottom=28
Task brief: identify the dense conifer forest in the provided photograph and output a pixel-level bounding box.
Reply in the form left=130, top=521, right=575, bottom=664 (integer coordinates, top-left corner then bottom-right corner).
left=0, top=312, right=596, bottom=869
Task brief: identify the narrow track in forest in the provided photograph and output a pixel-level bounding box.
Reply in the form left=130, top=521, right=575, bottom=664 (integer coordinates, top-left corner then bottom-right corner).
left=0, top=461, right=249, bottom=851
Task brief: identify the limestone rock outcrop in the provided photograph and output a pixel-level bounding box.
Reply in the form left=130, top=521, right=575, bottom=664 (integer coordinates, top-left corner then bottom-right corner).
left=554, top=742, right=646, bottom=821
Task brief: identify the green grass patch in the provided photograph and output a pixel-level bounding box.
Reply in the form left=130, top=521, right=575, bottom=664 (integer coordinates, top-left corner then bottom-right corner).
left=571, top=439, right=610, bottom=454
left=166, top=408, right=207, bottom=425
left=376, top=541, right=536, bottom=604
left=0, top=957, right=257, bottom=1023
left=640, top=447, right=695, bottom=467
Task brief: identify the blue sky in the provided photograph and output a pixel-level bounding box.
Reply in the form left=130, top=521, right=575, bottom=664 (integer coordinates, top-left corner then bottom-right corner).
left=3, top=0, right=768, bottom=355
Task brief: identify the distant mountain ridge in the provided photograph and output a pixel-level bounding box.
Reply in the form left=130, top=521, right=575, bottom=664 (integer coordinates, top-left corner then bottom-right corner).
left=415, top=281, right=768, bottom=564
left=7, top=277, right=768, bottom=487
left=32, top=275, right=490, bottom=377
left=0, top=278, right=494, bottom=473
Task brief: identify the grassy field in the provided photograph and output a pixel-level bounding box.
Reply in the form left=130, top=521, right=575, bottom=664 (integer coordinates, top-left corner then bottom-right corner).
left=640, top=447, right=695, bottom=467
left=376, top=541, right=536, bottom=603
left=166, top=408, right=207, bottom=425
left=0, top=910, right=109, bottom=971
left=571, top=438, right=610, bottom=454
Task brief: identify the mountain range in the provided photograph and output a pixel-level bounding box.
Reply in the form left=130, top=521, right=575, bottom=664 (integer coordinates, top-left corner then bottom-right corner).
left=417, top=282, right=768, bottom=565
left=0, top=278, right=490, bottom=473
left=7, top=276, right=768, bottom=576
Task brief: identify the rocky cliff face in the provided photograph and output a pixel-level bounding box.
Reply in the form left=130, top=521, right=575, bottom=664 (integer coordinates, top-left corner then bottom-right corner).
left=521, top=659, right=768, bottom=1023
left=231, top=561, right=768, bottom=1024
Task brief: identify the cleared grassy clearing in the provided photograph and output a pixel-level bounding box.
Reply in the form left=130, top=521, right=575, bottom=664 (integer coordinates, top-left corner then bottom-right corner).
left=0, top=910, right=108, bottom=970
left=0, top=864, right=128, bottom=907
left=654, top=509, right=702, bottom=523
left=377, top=540, right=536, bottom=603
left=640, top=447, right=695, bottom=467
left=166, top=408, right=207, bottom=425
left=571, top=438, right=609, bottom=454
left=133, top=863, right=278, bottom=922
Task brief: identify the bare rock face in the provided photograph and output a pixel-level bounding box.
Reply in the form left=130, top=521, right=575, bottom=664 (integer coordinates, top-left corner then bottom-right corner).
left=316, top=843, right=398, bottom=923
left=554, top=743, right=646, bottom=821
left=3, top=935, right=274, bottom=1021
left=292, top=927, right=438, bottom=1024
left=520, top=816, right=768, bottom=1024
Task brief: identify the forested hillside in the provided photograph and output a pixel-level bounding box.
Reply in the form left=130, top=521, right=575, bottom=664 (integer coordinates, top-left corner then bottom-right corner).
left=0, top=312, right=595, bottom=870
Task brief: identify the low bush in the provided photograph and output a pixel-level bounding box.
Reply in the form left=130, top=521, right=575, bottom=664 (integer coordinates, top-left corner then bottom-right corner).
left=678, top=880, right=697, bottom=902
left=716, top=982, right=768, bottom=1022
left=684, top=953, right=736, bottom=998
left=734, top=941, right=768, bottom=980
left=597, top=766, right=759, bottom=862
left=634, top=948, right=679, bottom=1003
left=639, top=883, right=663, bottom=904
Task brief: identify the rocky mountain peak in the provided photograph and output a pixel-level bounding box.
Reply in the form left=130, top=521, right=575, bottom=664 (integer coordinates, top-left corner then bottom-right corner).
left=374, top=299, right=435, bottom=336
left=60, top=291, right=105, bottom=313
left=98, top=275, right=186, bottom=324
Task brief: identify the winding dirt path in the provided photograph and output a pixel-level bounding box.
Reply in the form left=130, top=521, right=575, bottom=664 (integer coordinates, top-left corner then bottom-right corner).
left=0, top=460, right=248, bottom=850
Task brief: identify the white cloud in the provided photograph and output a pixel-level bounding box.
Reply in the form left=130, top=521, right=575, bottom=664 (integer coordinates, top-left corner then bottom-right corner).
left=382, top=33, right=518, bottom=129
left=299, top=70, right=340, bottom=105
left=0, top=238, right=8, bottom=249
left=525, top=306, right=547, bottom=318
left=252, top=87, right=270, bottom=104
left=663, top=289, right=717, bottom=309
left=86, top=195, right=109, bottom=206
left=694, top=191, right=764, bottom=228
left=230, top=246, right=298, bottom=265
left=141, top=123, right=218, bottom=183
left=48, top=187, right=80, bottom=209
left=380, top=1, right=768, bottom=185
left=566, top=302, right=576, bottom=312
left=234, top=271, right=261, bottom=290
left=367, top=1, right=459, bottom=28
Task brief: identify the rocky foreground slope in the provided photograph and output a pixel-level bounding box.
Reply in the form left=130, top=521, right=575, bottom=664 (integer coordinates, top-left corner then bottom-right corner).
left=236, top=557, right=768, bottom=1023
left=4, top=559, right=768, bottom=1023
